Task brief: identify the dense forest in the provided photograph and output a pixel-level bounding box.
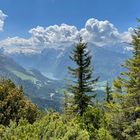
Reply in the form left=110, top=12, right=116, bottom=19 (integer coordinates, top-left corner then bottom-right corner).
left=0, top=22, right=140, bottom=140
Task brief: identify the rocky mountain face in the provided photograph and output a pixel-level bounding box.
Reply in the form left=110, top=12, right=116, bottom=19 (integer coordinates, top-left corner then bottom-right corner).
left=9, top=43, right=131, bottom=81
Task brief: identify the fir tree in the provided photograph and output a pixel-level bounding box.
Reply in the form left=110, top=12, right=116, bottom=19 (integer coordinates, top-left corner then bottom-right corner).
left=68, top=38, right=98, bottom=116
left=105, top=82, right=113, bottom=103
left=112, top=20, right=140, bottom=139
left=113, top=22, right=140, bottom=119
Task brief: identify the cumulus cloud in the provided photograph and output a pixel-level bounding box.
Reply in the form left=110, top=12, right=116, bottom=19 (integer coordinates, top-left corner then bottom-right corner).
left=121, top=27, right=133, bottom=43
left=80, top=18, right=131, bottom=46
left=29, top=18, right=132, bottom=46
left=0, top=18, right=133, bottom=53
left=29, top=24, right=79, bottom=46
left=28, top=19, right=132, bottom=47
left=0, top=10, right=7, bottom=31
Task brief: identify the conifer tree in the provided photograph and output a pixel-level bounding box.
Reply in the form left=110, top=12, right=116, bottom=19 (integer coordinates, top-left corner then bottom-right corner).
left=112, top=21, right=140, bottom=138
left=113, top=22, right=140, bottom=119
left=105, top=82, right=113, bottom=103
left=68, top=38, right=98, bottom=116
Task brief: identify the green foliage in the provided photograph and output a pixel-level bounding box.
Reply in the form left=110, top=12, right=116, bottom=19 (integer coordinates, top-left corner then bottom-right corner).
left=111, top=21, right=140, bottom=139
left=68, top=38, right=98, bottom=116
left=0, top=112, right=89, bottom=140
left=62, top=91, right=76, bottom=119
left=0, top=79, right=38, bottom=126
left=78, top=106, right=111, bottom=139
left=105, top=82, right=113, bottom=103
left=96, top=127, right=113, bottom=140
left=113, top=23, right=140, bottom=119
left=122, top=118, right=140, bottom=139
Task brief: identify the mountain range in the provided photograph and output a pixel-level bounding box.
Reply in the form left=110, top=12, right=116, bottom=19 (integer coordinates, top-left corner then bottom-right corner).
left=0, top=52, right=63, bottom=111
left=0, top=42, right=132, bottom=110
left=8, top=42, right=131, bottom=81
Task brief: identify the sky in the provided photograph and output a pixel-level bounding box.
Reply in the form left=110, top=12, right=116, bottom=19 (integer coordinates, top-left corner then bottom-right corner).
left=0, top=0, right=139, bottom=53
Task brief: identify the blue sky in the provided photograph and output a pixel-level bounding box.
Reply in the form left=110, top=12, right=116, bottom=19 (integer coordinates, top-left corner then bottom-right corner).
left=0, top=0, right=140, bottom=39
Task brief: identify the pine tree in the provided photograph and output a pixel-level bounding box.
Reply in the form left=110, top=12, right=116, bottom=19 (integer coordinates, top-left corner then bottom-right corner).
left=105, top=82, right=113, bottom=103
left=125, top=25, right=140, bottom=109
left=68, top=38, right=98, bottom=116
left=113, top=22, right=140, bottom=119
left=112, top=21, right=140, bottom=138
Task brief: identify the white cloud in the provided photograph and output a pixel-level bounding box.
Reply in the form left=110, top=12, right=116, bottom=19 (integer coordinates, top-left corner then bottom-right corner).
left=29, top=24, right=79, bottom=46
left=0, top=37, right=42, bottom=54
left=121, top=27, right=133, bottom=43
left=28, top=18, right=132, bottom=48
left=0, top=37, right=32, bottom=47
left=80, top=18, right=131, bottom=46
left=0, top=10, right=7, bottom=31
left=0, top=18, right=133, bottom=53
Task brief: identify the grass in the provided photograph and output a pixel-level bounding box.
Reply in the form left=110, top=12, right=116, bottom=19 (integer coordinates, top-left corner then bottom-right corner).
left=7, top=67, right=38, bottom=84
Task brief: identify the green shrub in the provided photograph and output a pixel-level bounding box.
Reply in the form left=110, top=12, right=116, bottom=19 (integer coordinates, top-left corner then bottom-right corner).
left=0, top=112, right=89, bottom=140
left=0, top=79, right=38, bottom=126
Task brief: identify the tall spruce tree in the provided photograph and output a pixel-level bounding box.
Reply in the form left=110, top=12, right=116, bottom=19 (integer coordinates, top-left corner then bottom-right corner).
left=68, top=38, right=98, bottom=116
left=113, top=22, right=140, bottom=119
left=112, top=21, right=140, bottom=138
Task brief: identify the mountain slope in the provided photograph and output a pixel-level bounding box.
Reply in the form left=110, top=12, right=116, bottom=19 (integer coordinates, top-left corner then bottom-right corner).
left=9, top=43, right=131, bottom=81
left=0, top=53, right=63, bottom=111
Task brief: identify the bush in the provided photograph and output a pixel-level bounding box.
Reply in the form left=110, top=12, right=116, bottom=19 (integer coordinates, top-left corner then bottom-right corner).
left=0, top=112, right=90, bottom=140
left=96, top=128, right=113, bottom=140
left=0, top=79, right=38, bottom=126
